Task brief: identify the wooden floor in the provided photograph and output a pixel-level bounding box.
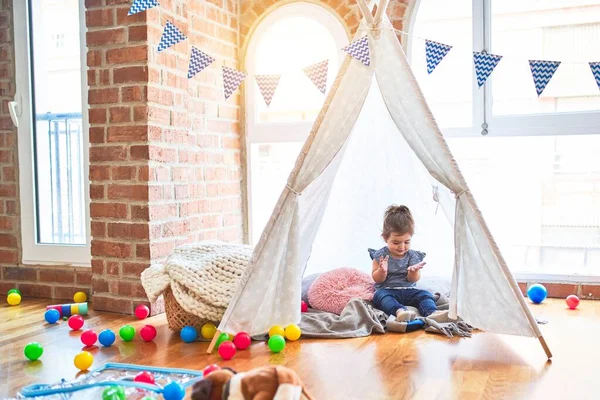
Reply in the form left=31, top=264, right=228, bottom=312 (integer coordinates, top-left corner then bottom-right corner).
left=1, top=298, right=600, bottom=399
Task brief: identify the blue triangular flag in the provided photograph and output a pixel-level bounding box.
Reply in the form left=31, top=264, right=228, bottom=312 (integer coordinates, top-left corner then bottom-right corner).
left=158, top=21, right=186, bottom=52
left=425, top=40, right=452, bottom=74
left=529, top=60, right=561, bottom=96
left=589, top=62, right=600, bottom=91
left=188, top=47, right=215, bottom=79
left=128, top=0, right=159, bottom=15
left=342, top=36, right=370, bottom=67
left=473, top=51, right=503, bottom=87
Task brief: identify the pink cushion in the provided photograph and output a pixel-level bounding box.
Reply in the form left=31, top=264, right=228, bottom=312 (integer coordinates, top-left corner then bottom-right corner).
left=307, top=268, right=375, bottom=315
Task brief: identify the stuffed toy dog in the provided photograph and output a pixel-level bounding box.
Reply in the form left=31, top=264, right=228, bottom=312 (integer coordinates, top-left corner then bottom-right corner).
left=191, top=365, right=314, bottom=400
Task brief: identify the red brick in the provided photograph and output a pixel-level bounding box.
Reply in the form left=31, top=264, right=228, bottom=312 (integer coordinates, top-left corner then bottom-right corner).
left=90, top=146, right=128, bottom=162
left=87, top=50, right=103, bottom=67
left=92, top=295, right=133, bottom=314
left=90, top=184, right=105, bottom=199
left=90, top=203, right=127, bottom=218
left=85, top=0, right=103, bottom=8
left=122, top=86, right=146, bottom=102
left=89, top=127, right=105, bottom=143
left=86, top=8, right=114, bottom=27
left=107, top=222, right=149, bottom=240
left=107, top=125, right=147, bottom=142
left=131, top=205, right=149, bottom=220
left=3, top=266, right=37, bottom=281
left=107, top=261, right=120, bottom=275
left=89, top=88, right=119, bottom=104
left=115, top=6, right=146, bottom=25
left=108, top=107, right=131, bottom=123
left=76, top=271, right=92, bottom=285
left=114, top=66, right=148, bottom=83
left=106, top=45, right=148, bottom=64
left=92, top=277, right=109, bottom=293
left=39, top=269, right=76, bottom=284
left=130, top=145, right=149, bottom=160
left=518, top=282, right=527, bottom=296
left=136, top=243, right=150, bottom=259
left=543, top=283, right=578, bottom=299
left=99, top=69, right=111, bottom=85
left=91, top=221, right=106, bottom=237
left=18, top=283, right=53, bottom=299
left=91, top=259, right=105, bottom=274
left=128, top=26, right=148, bottom=42
left=0, top=233, right=16, bottom=247
left=87, top=28, right=126, bottom=46
left=122, top=262, right=149, bottom=277
left=581, top=285, right=600, bottom=299
left=54, top=286, right=81, bottom=301
left=111, top=166, right=136, bottom=180
left=149, top=147, right=177, bottom=163
left=89, top=165, right=110, bottom=181
left=89, top=108, right=107, bottom=124
left=91, top=240, right=134, bottom=258
left=107, top=184, right=148, bottom=201
left=0, top=249, right=17, bottom=263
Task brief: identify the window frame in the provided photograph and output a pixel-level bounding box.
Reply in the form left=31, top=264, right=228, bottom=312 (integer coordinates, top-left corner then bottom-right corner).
left=243, top=2, right=349, bottom=244
left=12, top=0, right=91, bottom=267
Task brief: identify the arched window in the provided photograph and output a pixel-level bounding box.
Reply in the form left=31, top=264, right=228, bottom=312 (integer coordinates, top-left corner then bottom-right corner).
left=245, top=3, right=348, bottom=243
left=409, top=0, right=600, bottom=279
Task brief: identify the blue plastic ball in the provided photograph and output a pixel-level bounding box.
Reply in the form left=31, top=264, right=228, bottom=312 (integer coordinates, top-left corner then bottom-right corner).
left=180, top=326, right=198, bottom=343
left=44, top=309, right=60, bottom=324
left=527, top=284, right=547, bottom=304
left=98, top=329, right=116, bottom=347
left=163, top=381, right=185, bottom=400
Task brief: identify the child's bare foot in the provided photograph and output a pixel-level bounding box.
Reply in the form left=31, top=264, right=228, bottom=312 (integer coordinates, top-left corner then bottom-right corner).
left=395, top=309, right=416, bottom=322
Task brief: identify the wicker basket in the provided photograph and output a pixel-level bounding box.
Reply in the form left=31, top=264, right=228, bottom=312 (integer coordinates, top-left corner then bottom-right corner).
left=164, top=287, right=218, bottom=332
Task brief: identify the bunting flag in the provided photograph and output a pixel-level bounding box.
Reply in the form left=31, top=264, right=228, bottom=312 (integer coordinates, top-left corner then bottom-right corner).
left=128, top=0, right=159, bottom=15
left=529, top=60, right=561, bottom=96
left=590, top=62, right=600, bottom=90
left=157, top=21, right=186, bottom=52
left=255, top=75, right=282, bottom=107
left=342, top=36, right=370, bottom=67
left=222, top=66, right=247, bottom=100
left=303, top=60, right=329, bottom=94
left=425, top=40, right=452, bottom=74
left=473, top=51, right=503, bottom=87
left=188, top=47, right=215, bottom=79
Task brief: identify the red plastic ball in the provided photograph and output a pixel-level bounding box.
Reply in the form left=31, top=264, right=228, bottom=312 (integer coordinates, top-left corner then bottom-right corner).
left=135, top=304, right=150, bottom=320
left=301, top=300, right=308, bottom=313
left=140, top=324, right=157, bottom=342
left=566, top=295, right=580, bottom=310
left=217, top=341, right=236, bottom=360
left=134, top=371, right=155, bottom=384
left=233, top=332, right=251, bottom=350
left=203, top=364, right=221, bottom=376
left=68, top=315, right=84, bottom=331
left=80, top=329, right=97, bottom=346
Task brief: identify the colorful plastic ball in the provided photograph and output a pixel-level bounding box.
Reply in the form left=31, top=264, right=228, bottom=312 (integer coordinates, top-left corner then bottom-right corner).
left=284, top=324, right=301, bottom=341
left=218, top=341, right=236, bottom=360
left=527, top=284, right=548, bottom=304
left=268, top=325, right=285, bottom=338
left=140, top=324, right=157, bottom=342
left=102, top=385, right=125, bottom=400
left=203, top=364, right=220, bottom=376
left=119, top=325, right=136, bottom=342
left=135, top=304, right=150, bottom=320
left=24, top=342, right=44, bottom=361
left=201, top=323, right=217, bottom=340
left=215, top=332, right=229, bottom=348
left=63, top=316, right=68, bottom=321
left=180, top=326, right=198, bottom=343
left=81, top=329, right=98, bottom=347
left=566, top=295, right=580, bottom=310
left=98, top=329, right=116, bottom=347
left=68, top=315, right=85, bottom=331
left=7, top=292, right=21, bottom=306
left=7, top=288, right=21, bottom=296
left=301, top=300, right=308, bottom=313
left=163, top=381, right=185, bottom=400
left=74, top=351, right=94, bottom=371
left=73, top=291, right=87, bottom=303
left=102, top=386, right=125, bottom=400
left=233, top=332, right=251, bottom=350
left=134, top=371, right=155, bottom=384
left=267, top=334, right=286, bottom=353
left=44, top=309, right=60, bottom=324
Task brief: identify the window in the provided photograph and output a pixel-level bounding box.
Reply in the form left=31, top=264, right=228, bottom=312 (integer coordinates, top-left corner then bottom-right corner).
left=409, top=0, right=600, bottom=278
left=12, top=0, right=90, bottom=266
left=245, top=3, right=348, bottom=243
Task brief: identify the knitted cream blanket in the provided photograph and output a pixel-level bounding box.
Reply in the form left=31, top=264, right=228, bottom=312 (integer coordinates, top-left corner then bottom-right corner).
left=141, top=241, right=253, bottom=322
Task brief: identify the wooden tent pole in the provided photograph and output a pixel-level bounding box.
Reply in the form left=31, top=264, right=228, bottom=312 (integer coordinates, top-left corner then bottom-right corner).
left=356, top=0, right=374, bottom=24
left=207, top=330, right=221, bottom=354
left=373, top=0, right=390, bottom=25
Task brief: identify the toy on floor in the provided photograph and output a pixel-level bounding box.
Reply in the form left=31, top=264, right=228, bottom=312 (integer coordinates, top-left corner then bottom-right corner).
left=201, top=322, right=217, bottom=339
left=301, top=300, right=308, bottom=313
left=191, top=365, right=314, bottom=400
left=74, top=351, right=94, bottom=371
left=267, top=335, right=286, bottom=353
left=44, top=309, right=60, bottom=324
left=217, top=341, right=236, bottom=360
left=284, top=324, right=301, bottom=341
left=119, top=325, right=135, bottom=342
left=203, top=364, right=220, bottom=376
left=566, top=294, right=580, bottom=310
left=24, top=342, right=44, bottom=361
left=233, top=332, right=251, bottom=350
left=268, top=325, right=285, bottom=337
left=81, top=329, right=98, bottom=347
left=215, top=332, right=229, bottom=348
left=68, top=315, right=85, bottom=331
left=8, top=288, right=21, bottom=296
left=73, top=292, right=87, bottom=303
left=180, top=326, right=198, bottom=343
left=527, top=284, right=547, bottom=304
left=47, top=302, right=88, bottom=318
left=7, top=292, right=21, bottom=306
left=102, top=385, right=125, bottom=400
left=99, top=329, right=116, bottom=347
left=17, top=362, right=203, bottom=399
left=134, top=371, right=155, bottom=384
left=135, top=304, right=150, bottom=320
left=140, top=324, right=157, bottom=342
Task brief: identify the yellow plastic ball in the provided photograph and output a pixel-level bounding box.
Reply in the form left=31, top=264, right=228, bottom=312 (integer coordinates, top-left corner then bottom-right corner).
left=284, top=324, right=301, bottom=341
left=200, top=323, right=217, bottom=340
left=74, top=351, right=94, bottom=371
left=73, top=292, right=87, bottom=303
left=268, top=325, right=285, bottom=338
left=228, top=333, right=234, bottom=341
left=7, top=292, right=21, bottom=306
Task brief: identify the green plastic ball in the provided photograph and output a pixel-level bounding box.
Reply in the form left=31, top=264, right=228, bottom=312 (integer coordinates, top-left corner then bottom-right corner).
left=119, top=325, right=136, bottom=342
left=7, top=288, right=21, bottom=296
left=24, top=342, right=44, bottom=361
left=215, top=332, right=229, bottom=349
left=102, top=385, right=125, bottom=400
left=63, top=316, right=68, bottom=321
left=267, top=334, right=286, bottom=353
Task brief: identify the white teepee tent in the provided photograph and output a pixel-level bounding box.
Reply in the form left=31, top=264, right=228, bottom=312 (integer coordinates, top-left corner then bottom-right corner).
left=211, top=0, right=551, bottom=358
